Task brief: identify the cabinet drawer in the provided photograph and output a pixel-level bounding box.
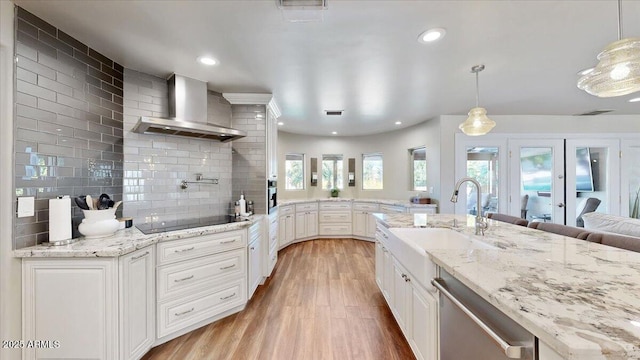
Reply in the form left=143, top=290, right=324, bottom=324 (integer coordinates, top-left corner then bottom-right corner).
left=353, top=202, right=379, bottom=211
left=295, top=202, right=318, bottom=212
left=319, top=223, right=352, bottom=235
left=157, top=248, right=246, bottom=302
left=157, top=276, right=246, bottom=338
left=279, top=205, right=294, bottom=216
left=319, top=211, right=352, bottom=223
left=157, top=230, right=246, bottom=265
left=319, top=202, right=352, bottom=210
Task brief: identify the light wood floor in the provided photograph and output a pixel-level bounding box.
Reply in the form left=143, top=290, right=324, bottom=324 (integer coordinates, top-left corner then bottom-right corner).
left=142, top=239, right=415, bottom=360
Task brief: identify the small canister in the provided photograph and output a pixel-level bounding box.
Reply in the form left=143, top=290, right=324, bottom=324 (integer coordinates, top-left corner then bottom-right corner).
left=247, top=200, right=254, bottom=214
left=234, top=201, right=240, bottom=217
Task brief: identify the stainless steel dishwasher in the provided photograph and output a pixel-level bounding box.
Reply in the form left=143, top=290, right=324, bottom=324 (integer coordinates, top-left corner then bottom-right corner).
left=432, top=270, right=536, bottom=360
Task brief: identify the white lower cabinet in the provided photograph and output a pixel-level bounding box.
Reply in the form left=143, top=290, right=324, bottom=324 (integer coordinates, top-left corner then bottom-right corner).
left=119, top=247, right=155, bottom=360
left=376, top=226, right=438, bottom=360
left=266, top=210, right=278, bottom=276
left=22, top=246, right=154, bottom=360
left=278, top=205, right=295, bottom=248
left=248, top=221, right=263, bottom=298
left=155, top=229, right=247, bottom=343
left=539, top=340, right=564, bottom=360
left=295, top=210, right=318, bottom=239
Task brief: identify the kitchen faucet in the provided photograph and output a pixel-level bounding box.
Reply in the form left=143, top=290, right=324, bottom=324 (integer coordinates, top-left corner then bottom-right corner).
left=450, top=177, right=488, bottom=235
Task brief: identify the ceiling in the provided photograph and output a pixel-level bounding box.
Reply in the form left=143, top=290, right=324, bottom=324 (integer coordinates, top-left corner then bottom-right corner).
left=12, top=0, right=640, bottom=136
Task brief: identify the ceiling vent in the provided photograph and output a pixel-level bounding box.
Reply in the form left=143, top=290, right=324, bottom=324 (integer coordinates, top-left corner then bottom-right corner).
left=574, top=109, right=614, bottom=116
left=278, top=0, right=327, bottom=22
left=324, top=110, right=343, bottom=116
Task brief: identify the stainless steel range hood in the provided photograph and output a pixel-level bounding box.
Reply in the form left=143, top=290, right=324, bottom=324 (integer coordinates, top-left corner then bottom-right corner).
left=132, top=74, right=246, bottom=142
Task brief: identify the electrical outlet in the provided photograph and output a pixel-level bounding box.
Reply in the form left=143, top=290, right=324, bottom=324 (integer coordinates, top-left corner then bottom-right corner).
left=17, top=196, right=35, bottom=217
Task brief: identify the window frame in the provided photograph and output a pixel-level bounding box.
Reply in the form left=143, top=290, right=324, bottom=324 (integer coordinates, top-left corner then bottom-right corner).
left=410, top=147, right=427, bottom=191
left=284, top=153, right=306, bottom=190
left=362, top=152, right=384, bottom=190
left=321, top=154, right=344, bottom=190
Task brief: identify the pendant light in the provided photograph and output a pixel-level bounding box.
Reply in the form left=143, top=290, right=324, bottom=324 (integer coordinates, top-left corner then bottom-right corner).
left=459, top=65, right=496, bottom=136
left=577, top=0, right=640, bottom=97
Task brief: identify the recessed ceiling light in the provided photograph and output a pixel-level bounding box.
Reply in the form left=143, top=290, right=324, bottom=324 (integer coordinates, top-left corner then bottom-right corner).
left=395, top=121, right=402, bottom=125
left=197, top=56, right=218, bottom=66
left=277, top=121, right=284, bottom=126
left=577, top=67, right=594, bottom=76
left=417, top=28, right=446, bottom=43
left=629, top=97, right=640, bottom=103
left=331, top=131, right=337, bottom=135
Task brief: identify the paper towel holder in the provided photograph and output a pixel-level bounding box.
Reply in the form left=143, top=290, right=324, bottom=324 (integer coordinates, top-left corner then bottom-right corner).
left=47, top=195, right=77, bottom=246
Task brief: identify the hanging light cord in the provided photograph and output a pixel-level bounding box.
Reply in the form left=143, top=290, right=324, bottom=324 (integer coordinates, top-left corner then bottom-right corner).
left=617, top=0, right=623, bottom=40
left=475, top=70, right=480, bottom=107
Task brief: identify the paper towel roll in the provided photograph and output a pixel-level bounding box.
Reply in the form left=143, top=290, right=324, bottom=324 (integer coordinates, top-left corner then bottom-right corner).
left=49, top=196, right=72, bottom=242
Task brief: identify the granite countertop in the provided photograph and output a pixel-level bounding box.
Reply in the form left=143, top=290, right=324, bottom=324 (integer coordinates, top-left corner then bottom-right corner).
left=376, top=213, right=640, bottom=360
left=14, top=215, right=265, bottom=258
left=278, top=198, right=437, bottom=208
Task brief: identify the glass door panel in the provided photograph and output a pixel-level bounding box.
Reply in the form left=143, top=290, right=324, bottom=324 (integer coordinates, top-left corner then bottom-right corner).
left=565, top=139, right=620, bottom=227
left=622, top=140, right=640, bottom=218
left=509, top=140, right=565, bottom=224
left=454, top=135, right=507, bottom=217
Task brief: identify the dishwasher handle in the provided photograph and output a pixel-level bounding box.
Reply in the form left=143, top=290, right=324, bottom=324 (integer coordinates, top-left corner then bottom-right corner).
left=432, top=278, right=524, bottom=359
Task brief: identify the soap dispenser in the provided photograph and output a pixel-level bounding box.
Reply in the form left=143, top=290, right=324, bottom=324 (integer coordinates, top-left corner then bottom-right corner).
left=238, top=192, right=246, bottom=215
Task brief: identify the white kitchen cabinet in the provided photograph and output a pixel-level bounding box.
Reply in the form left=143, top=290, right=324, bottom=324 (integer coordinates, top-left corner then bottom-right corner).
left=353, top=202, right=379, bottom=239
left=23, top=247, right=155, bottom=360
left=409, top=278, right=438, bottom=360
left=266, top=210, right=278, bottom=276
left=248, top=221, right=263, bottom=298
left=278, top=205, right=295, bottom=248
left=155, top=229, right=247, bottom=343
left=318, top=201, right=352, bottom=236
left=23, top=258, right=118, bottom=360
left=266, top=106, right=278, bottom=180
left=295, top=210, right=318, bottom=239
left=375, top=223, right=438, bottom=360
left=119, top=247, right=155, bottom=360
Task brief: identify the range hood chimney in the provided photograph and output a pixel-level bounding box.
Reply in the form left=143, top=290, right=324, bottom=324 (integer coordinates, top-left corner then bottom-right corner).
left=132, top=74, right=246, bottom=142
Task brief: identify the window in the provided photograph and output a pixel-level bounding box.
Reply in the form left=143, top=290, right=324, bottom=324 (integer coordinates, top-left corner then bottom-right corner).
left=322, top=154, right=343, bottom=190
left=362, top=153, right=383, bottom=190
left=285, top=153, right=305, bottom=190
left=410, top=147, right=427, bottom=191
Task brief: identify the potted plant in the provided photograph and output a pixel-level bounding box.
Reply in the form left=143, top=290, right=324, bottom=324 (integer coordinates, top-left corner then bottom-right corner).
left=330, top=188, right=340, bottom=198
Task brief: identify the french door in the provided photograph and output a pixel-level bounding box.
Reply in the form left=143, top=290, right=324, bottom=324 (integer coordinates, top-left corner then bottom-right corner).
left=509, top=139, right=565, bottom=224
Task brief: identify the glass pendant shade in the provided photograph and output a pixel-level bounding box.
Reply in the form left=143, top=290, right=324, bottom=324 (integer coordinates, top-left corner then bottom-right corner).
left=459, top=107, right=496, bottom=136
left=577, top=37, right=640, bottom=97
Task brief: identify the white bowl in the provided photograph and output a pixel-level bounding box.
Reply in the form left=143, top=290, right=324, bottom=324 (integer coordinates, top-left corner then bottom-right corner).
left=78, top=208, right=119, bottom=239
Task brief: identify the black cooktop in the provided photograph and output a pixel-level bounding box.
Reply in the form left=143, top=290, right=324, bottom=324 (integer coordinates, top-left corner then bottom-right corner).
left=136, top=215, right=248, bottom=235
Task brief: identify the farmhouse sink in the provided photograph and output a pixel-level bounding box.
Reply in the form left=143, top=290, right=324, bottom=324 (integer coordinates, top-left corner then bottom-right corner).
left=390, top=227, right=498, bottom=252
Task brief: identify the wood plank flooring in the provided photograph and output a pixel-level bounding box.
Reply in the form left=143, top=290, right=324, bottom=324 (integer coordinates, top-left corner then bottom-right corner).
left=142, top=239, right=415, bottom=360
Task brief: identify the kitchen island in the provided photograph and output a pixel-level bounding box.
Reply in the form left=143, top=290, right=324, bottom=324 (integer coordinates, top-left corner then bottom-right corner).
left=376, top=213, right=640, bottom=360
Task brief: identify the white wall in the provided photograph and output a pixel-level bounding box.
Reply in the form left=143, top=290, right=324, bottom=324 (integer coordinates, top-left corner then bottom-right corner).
left=278, top=119, right=441, bottom=206
left=1, top=2, right=22, bottom=359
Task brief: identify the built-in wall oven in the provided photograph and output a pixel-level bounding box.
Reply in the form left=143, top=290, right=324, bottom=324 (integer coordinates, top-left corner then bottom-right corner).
left=432, top=270, right=536, bottom=360
left=267, top=180, right=277, bottom=214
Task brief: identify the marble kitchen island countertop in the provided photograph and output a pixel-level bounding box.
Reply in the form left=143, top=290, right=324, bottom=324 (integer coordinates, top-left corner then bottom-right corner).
left=376, top=213, right=640, bottom=360
left=278, top=198, right=438, bottom=208
left=14, top=215, right=264, bottom=258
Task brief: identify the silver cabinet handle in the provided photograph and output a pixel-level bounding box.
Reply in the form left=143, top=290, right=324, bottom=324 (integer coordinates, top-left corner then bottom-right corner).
left=175, top=307, right=194, bottom=316
left=432, top=278, right=524, bottom=359
left=175, top=246, right=195, bottom=253
left=220, top=293, right=236, bottom=301
left=174, top=275, right=194, bottom=283
left=131, top=251, right=149, bottom=260
left=220, top=264, right=236, bottom=270
left=220, top=239, right=236, bottom=244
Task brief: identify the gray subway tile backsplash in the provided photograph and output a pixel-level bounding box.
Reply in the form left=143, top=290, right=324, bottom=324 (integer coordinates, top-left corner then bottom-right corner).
left=14, top=7, right=123, bottom=248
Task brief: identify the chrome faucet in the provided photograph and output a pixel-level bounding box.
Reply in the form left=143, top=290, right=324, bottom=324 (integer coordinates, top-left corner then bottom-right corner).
left=450, top=177, right=488, bottom=235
